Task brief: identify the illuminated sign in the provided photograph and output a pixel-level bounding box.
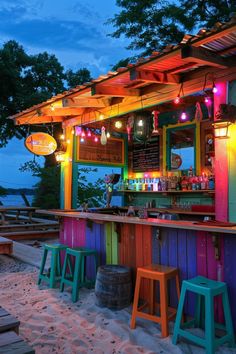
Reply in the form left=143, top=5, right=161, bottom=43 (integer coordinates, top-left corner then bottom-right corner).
left=25, top=133, right=57, bottom=155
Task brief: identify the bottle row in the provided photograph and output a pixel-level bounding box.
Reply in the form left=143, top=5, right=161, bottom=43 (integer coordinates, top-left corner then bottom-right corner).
left=118, top=175, right=215, bottom=192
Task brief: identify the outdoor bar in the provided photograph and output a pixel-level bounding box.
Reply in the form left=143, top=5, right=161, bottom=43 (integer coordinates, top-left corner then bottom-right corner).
left=11, top=16, right=236, bottom=352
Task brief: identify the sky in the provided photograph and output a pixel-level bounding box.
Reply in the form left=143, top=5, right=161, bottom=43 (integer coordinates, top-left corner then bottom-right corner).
left=0, top=0, right=135, bottom=189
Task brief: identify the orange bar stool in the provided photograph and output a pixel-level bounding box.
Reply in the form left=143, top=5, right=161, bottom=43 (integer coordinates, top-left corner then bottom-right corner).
left=130, top=264, right=180, bottom=337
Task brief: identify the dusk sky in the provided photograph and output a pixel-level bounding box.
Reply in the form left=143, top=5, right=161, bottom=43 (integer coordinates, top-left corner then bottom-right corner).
left=0, top=0, right=135, bottom=189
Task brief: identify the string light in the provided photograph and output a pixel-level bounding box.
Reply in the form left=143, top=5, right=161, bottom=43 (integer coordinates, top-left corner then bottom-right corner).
left=174, top=83, right=184, bottom=104
left=179, top=110, right=188, bottom=122
left=115, top=120, right=122, bottom=129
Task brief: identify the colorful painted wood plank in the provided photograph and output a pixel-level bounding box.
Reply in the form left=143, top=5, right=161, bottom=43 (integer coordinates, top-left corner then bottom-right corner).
left=59, top=217, right=86, bottom=247
left=85, top=221, right=105, bottom=279
left=105, top=222, right=118, bottom=265
left=224, top=234, right=236, bottom=330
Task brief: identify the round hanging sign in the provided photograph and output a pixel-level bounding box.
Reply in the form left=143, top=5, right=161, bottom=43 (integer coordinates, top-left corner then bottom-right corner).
left=25, top=132, right=57, bottom=156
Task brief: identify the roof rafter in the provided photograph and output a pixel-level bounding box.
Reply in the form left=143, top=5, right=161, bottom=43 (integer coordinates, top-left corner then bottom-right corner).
left=130, top=68, right=180, bottom=84
left=91, top=84, right=140, bottom=97
left=181, top=45, right=234, bottom=68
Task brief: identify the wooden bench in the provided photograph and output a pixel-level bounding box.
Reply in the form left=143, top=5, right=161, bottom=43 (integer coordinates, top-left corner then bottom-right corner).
left=0, top=223, right=59, bottom=231
left=0, top=307, right=20, bottom=334
left=0, top=331, right=35, bottom=353
left=0, top=237, right=13, bottom=255
left=0, top=229, right=59, bottom=241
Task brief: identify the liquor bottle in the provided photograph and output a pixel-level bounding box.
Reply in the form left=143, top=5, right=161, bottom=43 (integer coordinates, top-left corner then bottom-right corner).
left=181, top=175, right=188, bottom=191
left=158, top=178, right=162, bottom=191
left=153, top=178, right=158, bottom=191
left=208, top=175, right=215, bottom=190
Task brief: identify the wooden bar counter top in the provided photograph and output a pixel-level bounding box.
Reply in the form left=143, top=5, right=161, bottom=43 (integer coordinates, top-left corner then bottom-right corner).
left=37, top=209, right=236, bottom=235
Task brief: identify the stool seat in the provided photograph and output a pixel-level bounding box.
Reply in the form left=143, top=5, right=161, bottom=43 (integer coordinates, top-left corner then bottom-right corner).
left=38, top=243, right=68, bottom=288
left=172, top=275, right=235, bottom=354
left=60, top=247, right=98, bottom=302
left=130, top=264, right=180, bottom=338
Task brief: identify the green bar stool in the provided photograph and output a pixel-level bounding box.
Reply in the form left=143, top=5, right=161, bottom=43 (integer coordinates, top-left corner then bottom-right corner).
left=60, top=247, right=98, bottom=302
left=38, top=243, right=68, bottom=288
left=172, top=276, right=235, bottom=354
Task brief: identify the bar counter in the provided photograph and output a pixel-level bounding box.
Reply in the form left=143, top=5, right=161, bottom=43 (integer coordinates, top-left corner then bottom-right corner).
left=37, top=209, right=236, bottom=330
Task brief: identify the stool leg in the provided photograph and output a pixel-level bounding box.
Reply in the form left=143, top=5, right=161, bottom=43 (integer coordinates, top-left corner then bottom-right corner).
left=38, top=249, right=48, bottom=285
left=172, top=283, right=187, bottom=344
left=195, top=294, right=202, bottom=328
left=150, top=279, right=155, bottom=315
left=130, top=272, right=141, bottom=329
left=72, top=254, right=81, bottom=303
left=49, top=250, right=57, bottom=288
left=160, top=277, right=169, bottom=337
left=60, top=253, right=69, bottom=292
left=205, top=293, right=215, bottom=354
left=222, top=289, right=235, bottom=347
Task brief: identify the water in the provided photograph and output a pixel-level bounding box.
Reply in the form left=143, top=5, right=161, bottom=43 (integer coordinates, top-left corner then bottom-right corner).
left=0, top=195, right=34, bottom=206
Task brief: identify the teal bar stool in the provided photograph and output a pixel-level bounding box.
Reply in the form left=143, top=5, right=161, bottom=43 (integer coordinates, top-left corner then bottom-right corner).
left=60, top=247, right=98, bottom=302
left=38, top=243, right=68, bottom=288
left=172, top=276, right=235, bottom=354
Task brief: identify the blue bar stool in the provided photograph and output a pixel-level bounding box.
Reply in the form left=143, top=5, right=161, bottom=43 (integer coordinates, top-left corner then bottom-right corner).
left=38, top=243, right=68, bottom=288
left=60, top=247, right=98, bottom=302
left=172, top=275, right=235, bottom=354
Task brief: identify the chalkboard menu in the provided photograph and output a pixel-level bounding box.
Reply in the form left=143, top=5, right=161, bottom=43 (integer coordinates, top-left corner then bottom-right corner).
left=132, top=136, right=160, bottom=172
left=77, top=137, right=124, bottom=165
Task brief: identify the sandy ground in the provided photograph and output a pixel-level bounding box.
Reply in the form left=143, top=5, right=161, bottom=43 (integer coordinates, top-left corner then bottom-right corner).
left=0, top=255, right=236, bottom=354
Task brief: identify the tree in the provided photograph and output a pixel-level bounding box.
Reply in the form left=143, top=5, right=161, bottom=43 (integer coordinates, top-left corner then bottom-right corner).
left=0, top=41, right=66, bottom=147
left=77, top=167, right=105, bottom=208
left=107, top=0, right=236, bottom=55
left=65, top=68, right=92, bottom=88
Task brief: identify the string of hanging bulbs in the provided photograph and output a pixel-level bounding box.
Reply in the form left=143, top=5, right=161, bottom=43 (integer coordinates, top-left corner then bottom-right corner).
left=173, top=73, right=217, bottom=123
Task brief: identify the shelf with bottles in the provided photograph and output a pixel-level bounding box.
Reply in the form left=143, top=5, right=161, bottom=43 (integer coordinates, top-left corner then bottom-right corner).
left=119, top=189, right=215, bottom=194
left=117, top=174, right=215, bottom=194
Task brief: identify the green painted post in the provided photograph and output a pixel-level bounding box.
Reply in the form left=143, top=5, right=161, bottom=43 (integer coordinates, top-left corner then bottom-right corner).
left=60, top=164, right=65, bottom=209
left=105, top=222, right=118, bottom=264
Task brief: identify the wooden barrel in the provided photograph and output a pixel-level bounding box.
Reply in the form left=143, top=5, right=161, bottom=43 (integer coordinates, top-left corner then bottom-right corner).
left=95, top=265, right=132, bottom=310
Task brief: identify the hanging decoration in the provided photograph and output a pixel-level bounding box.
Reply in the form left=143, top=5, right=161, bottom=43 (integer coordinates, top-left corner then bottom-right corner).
left=152, top=110, right=160, bottom=133
left=126, top=115, right=134, bottom=141
left=174, top=83, right=184, bottom=104
left=133, top=111, right=153, bottom=143
left=100, top=126, right=107, bottom=145
left=194, top=102, right=203, bottom=121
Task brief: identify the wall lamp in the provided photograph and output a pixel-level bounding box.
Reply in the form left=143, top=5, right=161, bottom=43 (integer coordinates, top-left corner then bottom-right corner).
left=213, top=104, right=236, bottom=139
left=212, top=120, right=232, bottom=139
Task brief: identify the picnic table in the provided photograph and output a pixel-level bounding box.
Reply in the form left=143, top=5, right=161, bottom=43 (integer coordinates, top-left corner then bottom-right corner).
left=0, top=206, right=36, bottom=225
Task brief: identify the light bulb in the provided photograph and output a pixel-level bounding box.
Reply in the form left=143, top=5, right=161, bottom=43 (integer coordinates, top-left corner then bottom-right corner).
left=80, top=137, right=85, bottom=143
left=81, top=130, right=86, bottom=137
left=100, top=126, right=107, bottom=145
left=87, top=130, right=91, bottom=137
left=106, top=131, right=111, bottom=138
left=99, top=114, right=104, bottom=120
left=94, top=136, right=98, bottom=142
left=174, top=95, right=180, bottom=104
left=212, top=83, right=218, bottom=93
left=60, top=134, right=65, bottom=140
left=138, top=119, right=143, bottom=127
left=115, top=120, right=122, bottom=129
left=180, top=111, right=187, bottom=121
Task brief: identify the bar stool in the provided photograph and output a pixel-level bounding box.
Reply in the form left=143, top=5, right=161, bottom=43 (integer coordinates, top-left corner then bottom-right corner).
left=130, top=264, right=180, bottom=337
left=60, top=247, right=98, bottom=302
left=38, top=243, right=68, bottom=288
left=172, top=276, right=235, bottom=354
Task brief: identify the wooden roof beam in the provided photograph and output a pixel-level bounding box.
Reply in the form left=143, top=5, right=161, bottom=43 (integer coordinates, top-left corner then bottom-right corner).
left=62, top=97, right=109, bottom=108
left=130, top=68, right=180, bottom=84
left=15, top=115, right=64, bottom=125
left=41, top=107, right=85, bottom=116
left=91, top=85, right=140, bottom=97
left=181, top=45, right=234, bottom=68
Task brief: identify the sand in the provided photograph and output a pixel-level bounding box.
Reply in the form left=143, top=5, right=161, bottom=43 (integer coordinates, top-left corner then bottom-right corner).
left=0, top=255, right=235, bottom=354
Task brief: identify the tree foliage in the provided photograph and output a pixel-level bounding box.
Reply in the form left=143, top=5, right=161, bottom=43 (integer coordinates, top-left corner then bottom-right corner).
left=0, top=40, right=93, bottom=148
left=108, top=0, right=236, bottom=55
left=66, top=68, right=92, bottom=88
left=0, top=186, right=7, bottom=197
left=77, top=167, right=105, bottom=208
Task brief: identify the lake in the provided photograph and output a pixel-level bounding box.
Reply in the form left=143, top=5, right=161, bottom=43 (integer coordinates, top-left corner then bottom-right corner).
left=0, top=195, right=34, bottom=206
